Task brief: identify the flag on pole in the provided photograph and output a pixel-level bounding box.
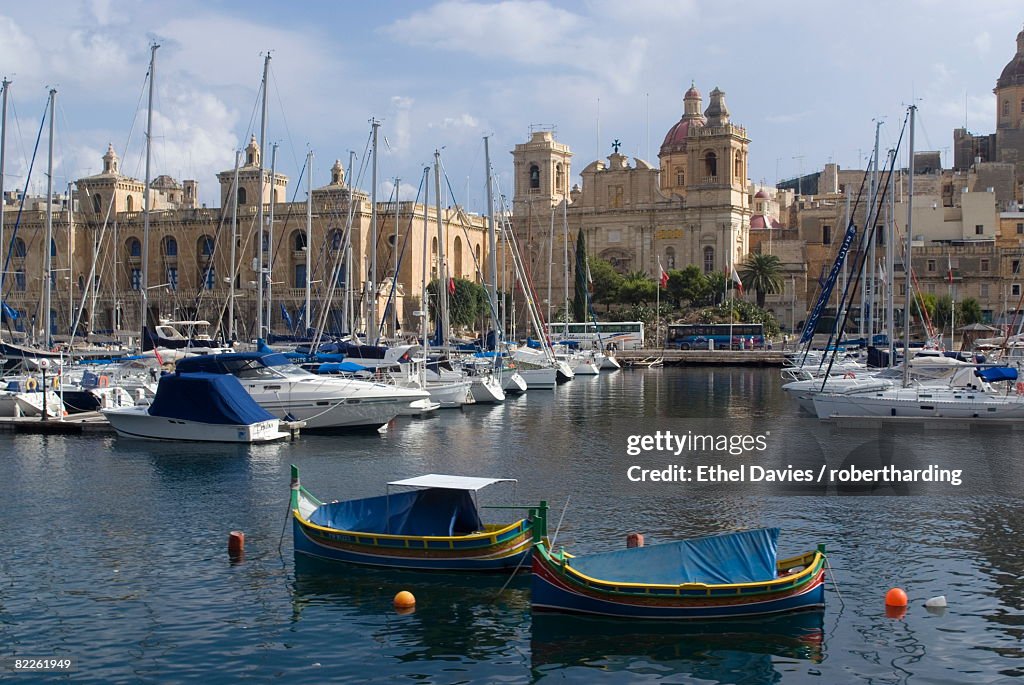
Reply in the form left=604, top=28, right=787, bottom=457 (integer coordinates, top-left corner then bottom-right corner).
left=878, top=261, right=887, bottom=285
left=280, top=303, right=294, bottom=332
left=448, top=277, right=456, bottom=295
left=658, top=258, right=669, bottom=288
left=947, top=256, right=954, bottom=284
left=731, top=266, right=744, bottom=295
left=585, top=257, right=594, bottom=292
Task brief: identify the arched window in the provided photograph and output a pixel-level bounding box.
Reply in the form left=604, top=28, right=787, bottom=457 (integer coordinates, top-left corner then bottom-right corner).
left=262, top=231, right=270, bottom=252
left=555, top=163, right=564, bottom=192
left=77, top=275, right=85, bottom=291
left=126, top=195, right=134, bottom=212
left=675, top=167, right=685, bottom=186
left=237, top=187, right=247, bottom=206
left=453, top=236, right=463, bottom=278
left=665, top=246, right=676, bottom=269
left=164, top=236, right=178, bottom=256
left=293, top=231, right=307, bottom=251
left=93, top=194, right=102, bottom=214
left=13, top=238, right=26, bottom=258
left=703, top=246, right=714, bottom=273
left=127, top=237, right=141, bottom=257
left=704, top=152, right=717, bottom=177
left=330, top=229, right=343, bottom=251
left=199, top=235, right=215, bottom=256
left=529, top=164, right=540, bottom=190
left=734, top=152, right=742, bottom=179
left=50, top=239, right=57, bottom=257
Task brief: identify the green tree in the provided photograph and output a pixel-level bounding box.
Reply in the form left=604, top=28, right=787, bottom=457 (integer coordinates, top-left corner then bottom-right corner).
left=588, top=258, right=624, bottom=311
left=666, top=265, right=709, bottom=308
left=704, top=271, right=727, bottom=305
left=572, top=230, right=588, bottom=322
left=911, top=291, right=937, bottom=327
left=738, top=253, right=784, bottom=308
left=933, top=294, right=954, bottom=330
left=427, top=277, right=487, bottom=331
left=958, top=297, right=983, bottom=326
left=619, top=271, right=657, bottom=305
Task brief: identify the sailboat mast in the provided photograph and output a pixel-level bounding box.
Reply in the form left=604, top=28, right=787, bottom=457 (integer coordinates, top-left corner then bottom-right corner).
left=345, top=149, right=356, bottom=334
left=563, top=195, right=569, bottom=334
left=434, top=150, right=449, bottom=354
left=421, top=166, right=430, bottom=368
left=902, top=105, right=916, bottom=387
left=140, top=43, right=158, bottom=344
left=393, top=177, right=400, bottom=339
left=369, top=119, right=380, bottom=344
left=886, top=148, right=896, bottom=365
left=0, top=78, right=9, bottom=295
left=866, top=121, right=881, bottom=340
left=305, top=149, right=313, bottom=336
left=547, top=207, right=554, bottom=336
left=43, top=88, right=55, bottom=346
left=229, top=150, right=240, bottom=341
left=484, top=136, right=499, bottom=342
left=257, top=53, right=271, bottom=339
left=266, top=142, right=277, bottom=336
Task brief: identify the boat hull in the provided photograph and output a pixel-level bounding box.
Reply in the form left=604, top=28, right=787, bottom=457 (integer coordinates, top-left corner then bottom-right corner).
left=531, top=546, right=826, bottom=620
left=292, top=514, right=533, bottom=572
left=812, top=388, right=1024, bottom=419
left=102, top=406, right=288, bottom=443
left=501, top=372, right=528, bottom=394
left=470, top=376, right=505, bottom=403
left=518, top=368, right=557, bottom=389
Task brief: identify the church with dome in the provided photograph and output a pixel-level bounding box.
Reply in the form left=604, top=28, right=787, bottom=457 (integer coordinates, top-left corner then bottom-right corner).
left=510, top=84, right=757, bottom=316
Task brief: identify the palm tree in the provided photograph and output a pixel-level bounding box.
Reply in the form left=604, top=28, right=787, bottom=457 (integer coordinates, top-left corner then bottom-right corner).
left=738, top=253, right=784, bottom=309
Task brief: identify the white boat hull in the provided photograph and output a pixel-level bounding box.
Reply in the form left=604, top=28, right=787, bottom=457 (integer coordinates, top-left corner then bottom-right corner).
left=812, top=387, right=1024, bottom=420
left=518, top=367, right=557, bottom=389
left=501, top=372, right=528, bottom=394
left=572, top=359, right=600, bottom=375
left=598, top=354, right=621, bottom=370
left=101, top=406, right=288, bottom=443
left=0, top=390, right=65, bottom=417
left=470, top=376, right=505, bottom=404
left=426, top=380, right=474, bottom=408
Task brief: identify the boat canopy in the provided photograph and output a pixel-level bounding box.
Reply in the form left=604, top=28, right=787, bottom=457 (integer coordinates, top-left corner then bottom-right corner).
left=388, top=474, right=516, bottom=491
left=316, top=361, right=368, bottom=374
left=975, top=366, right=1018, bottom=383
left=308, top=488, right=484, bottom=536
left=147, top=372, right=277, bottom=425
left=176, top=352, right=292, bottom=375
left=567, top=528, right=780, bottom=586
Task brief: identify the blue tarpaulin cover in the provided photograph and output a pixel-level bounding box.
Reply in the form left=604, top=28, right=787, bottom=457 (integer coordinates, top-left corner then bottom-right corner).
left=976, top=366, right=1017, bottom=383
left=316, top=361, right=368, bottom=374
left=308, top=488, right=484, bottom=536
left=567, top=528, right=780, bottom=586
left=147, top=372, right=277, bottom=425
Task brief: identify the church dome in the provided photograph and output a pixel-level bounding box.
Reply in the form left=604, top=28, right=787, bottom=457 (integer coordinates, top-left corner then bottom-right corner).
left=997, top=27, right=1024, bottom=89
left=754, top=189, right=769, bottom=199
left=661, top=118, right=697, bottom=150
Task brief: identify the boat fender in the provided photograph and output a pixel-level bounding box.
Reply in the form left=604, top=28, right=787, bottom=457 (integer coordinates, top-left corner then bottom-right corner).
left=1016, top=381, right=1024, bottom=395
left=51, top=376, right=61, bottom=389
left=24, top=377, right=38, bottom=392
left=97, top=375, right=110, bottom=388
left=843, top=372, right=856, bottom=379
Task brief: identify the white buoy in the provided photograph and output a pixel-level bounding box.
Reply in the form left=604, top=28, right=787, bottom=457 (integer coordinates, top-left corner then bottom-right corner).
left=924, top=595, right=947, bottom=608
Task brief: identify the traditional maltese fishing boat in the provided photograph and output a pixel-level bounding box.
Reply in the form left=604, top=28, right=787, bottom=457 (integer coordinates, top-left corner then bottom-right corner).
left=290, top=466, right=542, bottom=571
left=531, top=518, right=826, bottom=619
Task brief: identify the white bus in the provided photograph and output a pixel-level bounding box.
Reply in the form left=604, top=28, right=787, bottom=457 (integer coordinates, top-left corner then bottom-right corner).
left=545, top=321, right=645, bottom=350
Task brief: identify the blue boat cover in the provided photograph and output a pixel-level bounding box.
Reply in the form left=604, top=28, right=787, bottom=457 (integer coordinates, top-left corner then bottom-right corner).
left=147, top=372, right=276, bottom=425
left=976, top=366, right=1017, bottom=383
left=308, top=488, right=483, bottom=536
left=316, top=361, right=367, bottom=374
left=567, top=528, right=780, bottom=586
left=176, top=352, right=293, bottom=375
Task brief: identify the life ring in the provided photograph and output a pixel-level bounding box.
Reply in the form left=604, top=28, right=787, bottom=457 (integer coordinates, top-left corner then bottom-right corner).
left=843, top=372, right=856, bottom=379
left=97, top=375, right=110, bottom=388
left=24, top=377, right=38, bottom=392
left=1016, top=381, right=1024, bottom=395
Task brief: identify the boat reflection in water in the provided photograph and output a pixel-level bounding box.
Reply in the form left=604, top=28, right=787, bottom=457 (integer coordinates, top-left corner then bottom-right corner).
left=291, top=556, right=530, bottom=667
left=530, top=610, right=824, bottom=683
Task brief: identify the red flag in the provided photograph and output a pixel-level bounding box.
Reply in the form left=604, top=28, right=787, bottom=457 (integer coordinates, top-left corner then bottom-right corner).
left=658, top=259, right=669, bottom=288
left=947, top=256, right=954, bottom=284
left=731, top=266, right=744, bottom=295
left=448, top=277, right=456, bottom=295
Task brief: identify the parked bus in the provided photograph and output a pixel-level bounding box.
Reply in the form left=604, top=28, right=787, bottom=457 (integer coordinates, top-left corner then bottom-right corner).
left=546, top=321, right=645, bottom=350
left=665, top=323, right=765, bottom=350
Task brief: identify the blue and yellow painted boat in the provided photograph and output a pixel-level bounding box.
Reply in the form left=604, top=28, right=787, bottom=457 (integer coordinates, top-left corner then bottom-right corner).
left=531, top=513, right=826, bottom=619
left=290, top=465, right=543, bottom=571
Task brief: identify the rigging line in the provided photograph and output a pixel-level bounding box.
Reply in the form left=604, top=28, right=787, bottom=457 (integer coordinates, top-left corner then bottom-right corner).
left=549, top=495, right=571, bottom=550
left=818, top=112, right=909, bottom=389
left=2, top=102, right=47, bottom=301
left=270, top=66, right=304, bottom=180
left=375, top=174, right=427, bottom=339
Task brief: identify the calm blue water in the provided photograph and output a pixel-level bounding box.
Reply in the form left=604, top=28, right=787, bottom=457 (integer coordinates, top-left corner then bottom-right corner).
left=1, top=367, right=1022, bottom=683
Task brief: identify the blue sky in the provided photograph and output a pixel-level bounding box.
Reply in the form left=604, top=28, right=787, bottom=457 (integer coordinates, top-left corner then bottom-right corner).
left=0, top=0, right=1021, bottom=212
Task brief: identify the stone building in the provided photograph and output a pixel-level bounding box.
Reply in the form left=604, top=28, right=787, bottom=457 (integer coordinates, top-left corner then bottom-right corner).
left=0, top=139, right=488, bottom=344
left=510, top=85, right=751, bottom=330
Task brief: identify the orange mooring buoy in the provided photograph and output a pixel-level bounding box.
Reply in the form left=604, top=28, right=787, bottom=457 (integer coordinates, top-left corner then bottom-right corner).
left=228, top=530, right=245, bottom=557
left=885, top=587, right=908, bottom=607
left=394, top=590, right=416, bottom=610
left=627, top=533, right=644, bottom=548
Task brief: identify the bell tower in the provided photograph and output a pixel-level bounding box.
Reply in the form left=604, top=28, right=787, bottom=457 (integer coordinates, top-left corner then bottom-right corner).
left=511, top=129, right=572, bottom=216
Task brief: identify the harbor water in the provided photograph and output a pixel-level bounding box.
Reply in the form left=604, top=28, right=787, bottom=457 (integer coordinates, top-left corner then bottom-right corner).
left=2, top=366, right=1022, bottom=683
